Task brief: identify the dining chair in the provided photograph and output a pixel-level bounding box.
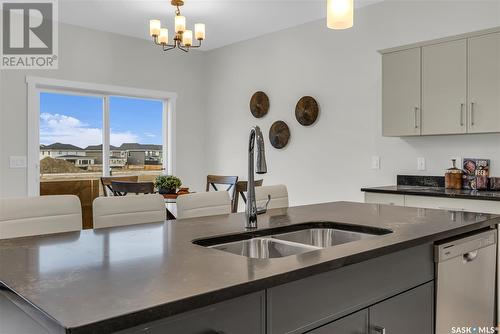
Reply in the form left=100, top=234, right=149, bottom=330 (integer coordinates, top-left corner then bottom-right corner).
left=100, top=176, right=139, bottom=196
left=0, top=195, right=82, bottom=239
left=176, top=191, right=231, bottom=219
left=206, top=175, right=238, bottom=199
left=232, top=179, right=263, bottom=213
left=255, top=185, right=289, bottom=210
left=92, top=194, right=166, bottom=229
left=111, top=181, right=155, bottom=196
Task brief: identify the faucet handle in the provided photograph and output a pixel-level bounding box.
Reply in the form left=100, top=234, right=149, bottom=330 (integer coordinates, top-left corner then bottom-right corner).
left=257, top=194, right=271, bottom=215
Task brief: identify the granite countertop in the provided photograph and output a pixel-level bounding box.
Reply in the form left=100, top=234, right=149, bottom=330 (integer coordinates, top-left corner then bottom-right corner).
left=361, top=185, right=500, bottom=201
left=0, top=201, right=499, bottom=333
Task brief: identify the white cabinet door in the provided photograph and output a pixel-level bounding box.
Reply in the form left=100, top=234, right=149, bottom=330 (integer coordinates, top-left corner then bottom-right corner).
left=469, top=32, right=500, bottom=133
left=364, top=193, right=405, bottom=206
left=422, top=39, right=467, bottom=135
left=404, top=195, right=500, bottom=214
left=382, top=48, right=421, bottom=136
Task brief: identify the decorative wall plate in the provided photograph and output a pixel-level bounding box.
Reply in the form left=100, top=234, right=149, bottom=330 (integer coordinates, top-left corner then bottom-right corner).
left=269, top=121, right=290, bottom=149
left=295, top=96, right=319, bottom=126
left=250, top=91, right=269, bottom=118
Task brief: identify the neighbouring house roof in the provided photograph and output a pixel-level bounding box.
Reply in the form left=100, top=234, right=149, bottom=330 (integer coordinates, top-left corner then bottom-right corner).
left=85, top=144, right=120, bottom=151
left=40, top=143, right=83, bottom=150
left=119, top=143, right=162, bottom=151
left=57, top=155, right=95, bottom=159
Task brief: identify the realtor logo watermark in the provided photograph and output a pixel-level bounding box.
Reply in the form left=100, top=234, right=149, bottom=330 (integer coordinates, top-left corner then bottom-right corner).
left=1, top=0, right=58, bottom=69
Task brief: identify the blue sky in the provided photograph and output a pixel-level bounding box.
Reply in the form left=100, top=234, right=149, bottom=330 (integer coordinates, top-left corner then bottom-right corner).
left=40, top=92, right=163, bottom=148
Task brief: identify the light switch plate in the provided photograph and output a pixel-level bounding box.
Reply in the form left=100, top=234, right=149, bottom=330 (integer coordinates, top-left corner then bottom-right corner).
left=10, top=156, right=27, bottom=168
left=417, top=157, right=426, bottom=171
left=371, top=156, right=380, bottom=169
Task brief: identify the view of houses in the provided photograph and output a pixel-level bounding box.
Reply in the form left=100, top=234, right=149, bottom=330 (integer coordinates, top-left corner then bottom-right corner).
left=39, top=143, right=163, bottom=174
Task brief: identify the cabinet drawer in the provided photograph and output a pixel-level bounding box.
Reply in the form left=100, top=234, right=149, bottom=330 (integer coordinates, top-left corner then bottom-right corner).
left=267, top=244, right=433, bottom=334
left=117, top=291, right=266, bottom=334
left=370, top=282, right=434, bottom=334
left=405, top=195, right=500, bottom=214
left=308, top=309, right=368, bottom=334
left=365, top=193, right=405, bottom=206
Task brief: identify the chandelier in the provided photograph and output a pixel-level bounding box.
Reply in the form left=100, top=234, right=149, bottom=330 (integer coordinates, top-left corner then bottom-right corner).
left=149, top=0, right=205, bottom=52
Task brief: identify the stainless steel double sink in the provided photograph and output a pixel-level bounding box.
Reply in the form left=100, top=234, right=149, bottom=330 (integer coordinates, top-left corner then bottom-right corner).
left=193, top=222, right=392, bottom=259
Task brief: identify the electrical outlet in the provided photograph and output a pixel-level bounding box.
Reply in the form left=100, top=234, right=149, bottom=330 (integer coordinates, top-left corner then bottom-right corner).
left=417, top=157, right=426, bottom=171
left=9, top=156, right=27, bottom=168
left=371, top=156, right=380, bottom=169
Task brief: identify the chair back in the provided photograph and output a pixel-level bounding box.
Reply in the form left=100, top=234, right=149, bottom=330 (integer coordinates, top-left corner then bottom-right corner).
left=176, top=191, right=231, bottom=219
left=111, top=181, right=154, bottom=196
left=232, top=179, right=263, bottom=213
left=206, top=175, right=238, bottom=197
left=0, top=195, right=82, bottom=239
left=93, top=194, right=166, bottom=229
left=100, top=176, right=139, bottom=196
left=255, top=185, right=289, bottom=210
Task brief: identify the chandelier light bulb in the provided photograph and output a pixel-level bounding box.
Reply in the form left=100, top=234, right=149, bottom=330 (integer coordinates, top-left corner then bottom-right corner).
left=175, top=15, right=186, bottom=33
left=327, top=0, right=354, bottom=30
left=149, top=19, right=161, bottom=36
left=183, top=30, right=193, bottom=46
left=195, top=23, right=205, bottom=40
left=158, top=28, right=169, bottom=44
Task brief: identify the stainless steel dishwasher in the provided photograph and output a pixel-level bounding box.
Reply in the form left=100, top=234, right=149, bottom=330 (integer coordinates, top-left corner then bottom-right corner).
left=435, top=229, right=497, bottom=334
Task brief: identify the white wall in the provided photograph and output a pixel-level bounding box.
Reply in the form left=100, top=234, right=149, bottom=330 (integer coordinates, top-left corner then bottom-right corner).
left=203, top=1, right=500, bottom=206
left=0, top=23, right=207, bottom=197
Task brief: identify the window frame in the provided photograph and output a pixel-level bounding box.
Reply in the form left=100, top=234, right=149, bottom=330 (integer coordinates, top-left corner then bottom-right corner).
left=27, top=76, right=177, bottom=196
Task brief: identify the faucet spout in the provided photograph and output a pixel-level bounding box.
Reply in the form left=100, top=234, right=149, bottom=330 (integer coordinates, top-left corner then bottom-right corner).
left=246, top=126, right=267, bottom=229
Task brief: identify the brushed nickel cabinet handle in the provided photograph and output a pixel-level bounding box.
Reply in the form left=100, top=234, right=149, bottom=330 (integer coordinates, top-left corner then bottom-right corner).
left=414, top=107, right=419, bottom=129
left=460, top=103, right=464, bottom=126
left=470, top=102, right=475, bottom=126
left=373, top=326, right=386, bottom=334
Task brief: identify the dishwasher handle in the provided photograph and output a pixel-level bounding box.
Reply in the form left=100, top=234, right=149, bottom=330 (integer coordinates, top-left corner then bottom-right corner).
left=463, top=250, right=478, bottom=262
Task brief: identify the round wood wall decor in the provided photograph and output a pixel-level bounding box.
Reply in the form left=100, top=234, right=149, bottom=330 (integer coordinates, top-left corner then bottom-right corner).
left=250, top=91, right=269, bottom=118
left=269, top=121, right=290, bottom=149
left=295, top=96, right=319, bottom=126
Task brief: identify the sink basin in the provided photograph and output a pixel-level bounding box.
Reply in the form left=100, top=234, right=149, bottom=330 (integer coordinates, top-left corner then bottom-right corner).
left=210, top=238, right=320, bottom=259
left=193, top=222, right=392, bottom=259
left=272, top=228, right=374, bottom=248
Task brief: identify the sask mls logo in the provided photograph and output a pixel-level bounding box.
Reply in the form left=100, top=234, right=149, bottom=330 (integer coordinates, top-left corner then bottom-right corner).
left=1, top=0, right=58, bottom=69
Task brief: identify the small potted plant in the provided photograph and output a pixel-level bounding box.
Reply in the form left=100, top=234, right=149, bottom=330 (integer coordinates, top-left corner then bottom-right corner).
left=154, top=175, right=182, bottom=195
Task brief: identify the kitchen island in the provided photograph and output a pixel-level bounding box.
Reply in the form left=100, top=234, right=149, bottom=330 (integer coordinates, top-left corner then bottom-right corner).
left=0, top=201, right=498, bottom=334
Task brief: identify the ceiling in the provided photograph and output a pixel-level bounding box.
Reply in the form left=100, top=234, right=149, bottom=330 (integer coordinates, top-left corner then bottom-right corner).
left=58, top=0, right=381, bottom=50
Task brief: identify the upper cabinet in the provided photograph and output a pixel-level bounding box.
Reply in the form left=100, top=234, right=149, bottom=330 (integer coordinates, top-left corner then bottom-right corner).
left=468, top=32, right=500, bottom=133
left=422, top=39, right=467, bottom=135
left=382, top=48, right=421, bottom=136
left=381, top=27, right=500, bottom=137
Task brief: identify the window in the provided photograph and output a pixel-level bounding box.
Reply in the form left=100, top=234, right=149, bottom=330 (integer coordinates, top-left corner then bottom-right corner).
left=39, top=92, right=103, bottom=181
left=28, top=77, right=176, bottom=195
left=108, top=96, right=163, bottom=179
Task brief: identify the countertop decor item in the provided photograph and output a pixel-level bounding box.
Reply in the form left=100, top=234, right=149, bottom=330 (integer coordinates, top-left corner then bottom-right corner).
left=269, top=121, right=290, bottom=149
left=295, top=96, right=319, bottom=126
left=250, top=91, right=269, bottom=118
left=149, top=0, right=205, bottom=52
left=462, top=158, right=490, bottom=190
left=490, top=178, right=500, bottom=190
left=155, top=175, right=182, bottom=194
left=445, top=159, right=463, bottom=190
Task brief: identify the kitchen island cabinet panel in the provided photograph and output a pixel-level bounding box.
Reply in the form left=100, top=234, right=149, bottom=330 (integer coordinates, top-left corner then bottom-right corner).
left=369, top=282, right=434, bottom=334
left=116, top=291, right=265, bottom=334
left=267, top=244, right=433, bottom=334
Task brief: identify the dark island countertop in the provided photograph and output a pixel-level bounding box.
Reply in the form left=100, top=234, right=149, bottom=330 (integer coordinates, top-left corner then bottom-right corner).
left=361, top=185, right=500, bottom=201
left=0, top=201, right=499, bottom=333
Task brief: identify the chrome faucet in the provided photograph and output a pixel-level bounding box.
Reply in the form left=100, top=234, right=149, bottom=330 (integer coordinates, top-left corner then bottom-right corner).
left=246, top=126, right=267, bottom=229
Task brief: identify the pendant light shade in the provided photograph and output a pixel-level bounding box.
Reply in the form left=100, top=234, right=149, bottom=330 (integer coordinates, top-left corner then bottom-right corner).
left=327, top=0, right=354, bottom=30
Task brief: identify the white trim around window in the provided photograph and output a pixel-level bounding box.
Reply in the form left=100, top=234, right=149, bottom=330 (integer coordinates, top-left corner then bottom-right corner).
left=26, top=76, right=177, bottom=196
